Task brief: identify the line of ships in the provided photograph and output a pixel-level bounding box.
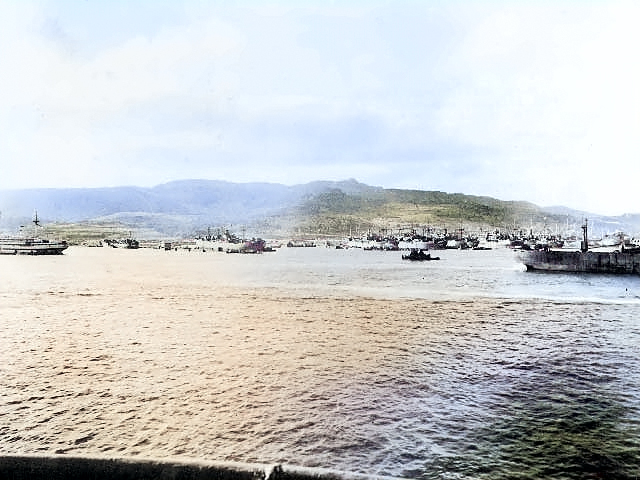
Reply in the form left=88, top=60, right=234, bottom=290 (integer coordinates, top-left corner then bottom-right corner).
left=3, top=215, right=640, bottom=275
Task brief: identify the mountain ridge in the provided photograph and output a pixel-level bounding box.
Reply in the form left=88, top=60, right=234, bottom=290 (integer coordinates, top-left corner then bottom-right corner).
left=1, top=179, right=638, bottom=239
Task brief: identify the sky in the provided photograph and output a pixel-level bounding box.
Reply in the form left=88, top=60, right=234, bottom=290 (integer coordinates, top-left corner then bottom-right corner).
left=1, top=0, right=639, bottom=216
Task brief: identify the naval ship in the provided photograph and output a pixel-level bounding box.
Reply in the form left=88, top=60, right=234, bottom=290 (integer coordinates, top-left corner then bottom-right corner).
left=518, top=220, right=640, bottom=274
left=0, top=212, right=68, bottom=255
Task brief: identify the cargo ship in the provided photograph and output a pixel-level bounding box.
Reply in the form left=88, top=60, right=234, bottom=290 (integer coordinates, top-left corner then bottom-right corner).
left=0, top=212, right=68, bottom=255
left=518, top=220, right=640, bottom=274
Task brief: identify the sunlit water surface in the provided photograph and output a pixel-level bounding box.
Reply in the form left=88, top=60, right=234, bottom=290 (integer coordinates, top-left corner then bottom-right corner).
left=1, top=246, right=639, bottom=479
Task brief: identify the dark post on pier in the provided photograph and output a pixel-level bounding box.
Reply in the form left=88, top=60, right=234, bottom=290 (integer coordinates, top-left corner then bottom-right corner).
left=581, top=219, right=589, bottom=253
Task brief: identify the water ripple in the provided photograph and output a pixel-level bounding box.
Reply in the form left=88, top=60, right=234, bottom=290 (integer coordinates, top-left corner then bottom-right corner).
left=1, top=247, right=639, bottom=478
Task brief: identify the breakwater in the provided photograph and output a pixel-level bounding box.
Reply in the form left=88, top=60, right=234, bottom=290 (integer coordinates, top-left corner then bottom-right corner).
left=519, top=249, right=640, bottom=274
left=0, top=455, right=400, bottom=480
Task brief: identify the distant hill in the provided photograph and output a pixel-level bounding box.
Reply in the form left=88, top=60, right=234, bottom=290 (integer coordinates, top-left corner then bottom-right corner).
left=1, top=179, right=638, bottom=239
left=0, top=179, right=377, bottom=237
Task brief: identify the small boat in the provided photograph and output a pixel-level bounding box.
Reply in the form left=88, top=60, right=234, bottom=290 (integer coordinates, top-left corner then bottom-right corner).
left=0, top=212, right=68, bottom=255
left=402, top=249, right=440, bottom=261
left=104, top=238, right=139, bottom=249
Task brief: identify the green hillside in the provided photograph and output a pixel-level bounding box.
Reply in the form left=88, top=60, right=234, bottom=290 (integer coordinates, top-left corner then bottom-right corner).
left=40, top=221, right=133, bottom=245
left=5, top=180, right=623, bottom=241
left=293, top=188, right=566, bottom=236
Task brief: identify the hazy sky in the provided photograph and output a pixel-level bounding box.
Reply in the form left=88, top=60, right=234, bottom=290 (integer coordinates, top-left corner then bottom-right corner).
left=1, top=1, right=639, bottom=215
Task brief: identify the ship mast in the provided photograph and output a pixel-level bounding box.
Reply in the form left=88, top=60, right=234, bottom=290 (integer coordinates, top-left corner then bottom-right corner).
left=30, top=210, right=44, bottom=238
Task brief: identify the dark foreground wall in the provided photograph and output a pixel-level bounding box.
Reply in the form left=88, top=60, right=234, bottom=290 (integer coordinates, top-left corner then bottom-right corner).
left=0, top=456, right=402, bottom=480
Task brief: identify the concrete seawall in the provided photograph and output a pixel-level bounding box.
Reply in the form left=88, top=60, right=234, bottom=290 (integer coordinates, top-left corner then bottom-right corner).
left=519, top=249, right=640, bottom=274
left=0, top=455, right=404, bottom=480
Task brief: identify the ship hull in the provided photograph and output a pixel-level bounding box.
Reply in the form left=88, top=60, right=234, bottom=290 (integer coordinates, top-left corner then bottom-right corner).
left=0, top=239, right=68, bottom=255
left=519, top=249, right=640, bottom=274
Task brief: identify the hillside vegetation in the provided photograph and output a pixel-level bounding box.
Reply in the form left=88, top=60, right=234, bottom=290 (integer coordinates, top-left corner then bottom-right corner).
left=293, top=188, right=567, bottom=236
left=2, top=179, right=636, bottom=241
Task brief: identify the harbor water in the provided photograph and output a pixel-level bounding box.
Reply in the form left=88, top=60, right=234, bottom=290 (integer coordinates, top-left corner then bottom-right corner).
left=1, top=246, right=639, bottom=479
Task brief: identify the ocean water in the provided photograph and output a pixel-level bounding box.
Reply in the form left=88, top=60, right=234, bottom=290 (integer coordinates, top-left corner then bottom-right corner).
left=1, top=246, right=639, bottom=479
left=219, top=245, right=640, bottom=302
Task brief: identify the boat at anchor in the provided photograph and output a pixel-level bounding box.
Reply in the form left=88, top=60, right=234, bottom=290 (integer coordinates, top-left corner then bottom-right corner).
left=402, top=249, right=440, bottom=261
left=0, top=212, right=68, bottom=255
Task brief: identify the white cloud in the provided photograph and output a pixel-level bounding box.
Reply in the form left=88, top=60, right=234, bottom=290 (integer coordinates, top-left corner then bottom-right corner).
left=1, top=1, right=640, bottom=215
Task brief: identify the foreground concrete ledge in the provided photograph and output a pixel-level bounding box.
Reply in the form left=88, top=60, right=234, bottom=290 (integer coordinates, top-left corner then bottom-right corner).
left=0, top=455, right=405, bottom=480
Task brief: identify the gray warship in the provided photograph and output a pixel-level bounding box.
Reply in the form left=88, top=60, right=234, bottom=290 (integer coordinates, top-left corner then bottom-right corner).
left=0, top=212, right=68, bottom=255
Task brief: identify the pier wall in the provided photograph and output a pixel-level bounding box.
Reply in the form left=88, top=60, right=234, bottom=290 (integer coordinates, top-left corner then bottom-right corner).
left=521, top=250, right=640, bottom=274
left=0, top=455, right=402, bottom=480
